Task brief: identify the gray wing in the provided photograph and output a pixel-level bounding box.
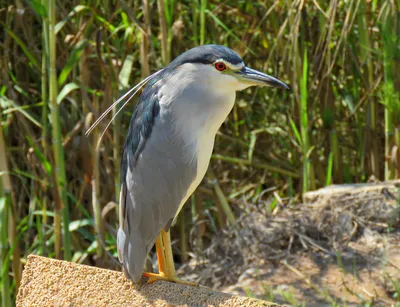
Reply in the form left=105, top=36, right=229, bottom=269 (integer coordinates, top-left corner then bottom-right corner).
left=117, top=86, right=196, bottom=282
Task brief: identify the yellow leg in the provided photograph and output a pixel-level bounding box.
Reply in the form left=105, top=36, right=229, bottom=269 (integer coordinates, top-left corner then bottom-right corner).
left=143, top=229, right=196, bottom=286
left=160, top=229, right=177, bottom=277
left=155, top=235, right=166, bottom=275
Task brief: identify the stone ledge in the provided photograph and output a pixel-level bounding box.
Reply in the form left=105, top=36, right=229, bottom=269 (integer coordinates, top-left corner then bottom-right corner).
left=17, top=255, right=280, bottom=307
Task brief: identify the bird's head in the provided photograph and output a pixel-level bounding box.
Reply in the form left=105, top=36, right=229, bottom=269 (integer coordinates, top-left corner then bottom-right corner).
left=167, top=45, right=289, bottom=93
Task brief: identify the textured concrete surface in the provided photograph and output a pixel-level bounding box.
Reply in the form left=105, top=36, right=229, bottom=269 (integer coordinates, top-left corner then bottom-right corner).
left=17, top=255, right=280, bottom=307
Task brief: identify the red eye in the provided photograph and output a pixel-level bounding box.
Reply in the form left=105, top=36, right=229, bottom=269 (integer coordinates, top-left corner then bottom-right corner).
left=215, top=62, right=226, bottom=71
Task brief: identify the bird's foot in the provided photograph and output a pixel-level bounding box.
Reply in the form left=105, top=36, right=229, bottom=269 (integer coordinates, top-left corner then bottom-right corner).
left=142, top=272, right=197, bottom=286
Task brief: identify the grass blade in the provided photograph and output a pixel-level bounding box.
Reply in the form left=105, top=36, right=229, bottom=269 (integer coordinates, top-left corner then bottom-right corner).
left=300, top=49, right=311, bottom=193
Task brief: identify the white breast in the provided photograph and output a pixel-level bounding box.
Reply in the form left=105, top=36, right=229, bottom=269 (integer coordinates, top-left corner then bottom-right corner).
left=177, top=95, right=236, bottom=219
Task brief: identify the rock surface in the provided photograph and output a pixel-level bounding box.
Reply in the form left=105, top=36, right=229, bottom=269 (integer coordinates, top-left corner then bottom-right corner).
left=303, top=180, right=400, bottom=204
left=17, top=255, right=280, bottom=307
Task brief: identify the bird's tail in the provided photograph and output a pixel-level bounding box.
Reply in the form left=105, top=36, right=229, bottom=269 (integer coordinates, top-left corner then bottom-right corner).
left=117, top=184, right=147, bottom=283
left=117, top=226, right=147, bottom=282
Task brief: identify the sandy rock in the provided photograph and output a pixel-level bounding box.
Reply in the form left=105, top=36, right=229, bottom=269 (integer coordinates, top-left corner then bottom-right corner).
left=17, top=255, right=280, bottom=307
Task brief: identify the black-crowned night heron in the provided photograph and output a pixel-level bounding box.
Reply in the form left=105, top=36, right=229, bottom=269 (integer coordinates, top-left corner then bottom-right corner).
left=116, top=45, right=288, bottom=285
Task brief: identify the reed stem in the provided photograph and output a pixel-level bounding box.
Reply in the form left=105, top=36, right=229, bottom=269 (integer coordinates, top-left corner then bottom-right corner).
left=49, top=0, right=71, bottom=260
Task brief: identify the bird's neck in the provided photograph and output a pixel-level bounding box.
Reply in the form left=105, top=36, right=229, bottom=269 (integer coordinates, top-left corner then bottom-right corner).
left=172, top=90, right=235, bottom=141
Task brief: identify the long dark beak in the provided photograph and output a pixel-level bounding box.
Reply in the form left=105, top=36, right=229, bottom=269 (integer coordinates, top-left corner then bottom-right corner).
left=236, top=66, right=289, bottom=89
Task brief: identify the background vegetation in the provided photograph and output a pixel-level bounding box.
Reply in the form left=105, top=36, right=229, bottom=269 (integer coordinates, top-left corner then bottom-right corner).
left=1, top=0, right=399, bottom=305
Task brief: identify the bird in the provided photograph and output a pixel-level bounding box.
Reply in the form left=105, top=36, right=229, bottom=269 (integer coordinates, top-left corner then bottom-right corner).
left=116, top=44, right=288, bottom=285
